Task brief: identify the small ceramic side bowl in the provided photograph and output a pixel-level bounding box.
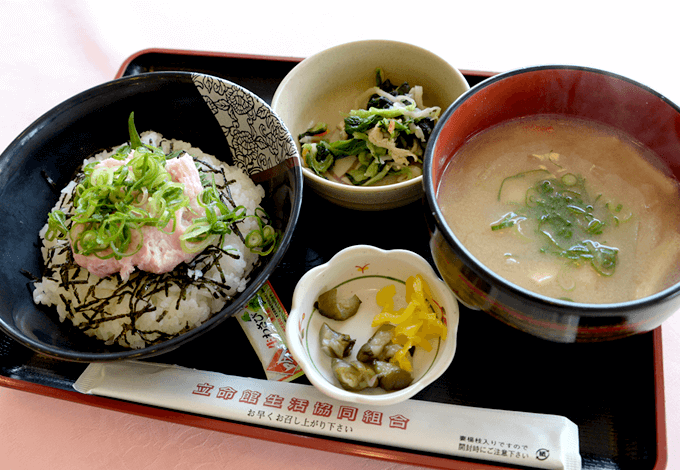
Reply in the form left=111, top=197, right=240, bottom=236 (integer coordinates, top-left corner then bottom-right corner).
left=271, top=39, right=470, bottom=210
left=286, top=245, right=459, bottom=406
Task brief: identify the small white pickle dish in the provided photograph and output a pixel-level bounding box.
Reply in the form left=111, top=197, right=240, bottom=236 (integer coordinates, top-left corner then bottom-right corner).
left=286, top=245, right=460, bottom=406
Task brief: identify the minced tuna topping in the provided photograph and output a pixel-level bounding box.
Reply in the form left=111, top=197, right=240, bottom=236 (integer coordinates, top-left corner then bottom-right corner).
left=71, top=152, right=206, bottom=280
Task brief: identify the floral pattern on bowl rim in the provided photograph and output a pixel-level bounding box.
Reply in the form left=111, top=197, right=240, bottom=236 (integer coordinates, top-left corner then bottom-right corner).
left=192, top=73, right=297, bottom=175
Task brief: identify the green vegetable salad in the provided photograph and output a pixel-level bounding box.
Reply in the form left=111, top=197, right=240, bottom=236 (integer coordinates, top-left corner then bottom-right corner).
left=299, top=68, right=441, bottom=186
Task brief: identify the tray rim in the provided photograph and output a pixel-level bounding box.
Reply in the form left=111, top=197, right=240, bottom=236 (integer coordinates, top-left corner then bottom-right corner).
left=114, top=47, right=498, bottom=83
left=0, top=47, right=668, bottom=470
left=1, top=326, right=666, bottom=470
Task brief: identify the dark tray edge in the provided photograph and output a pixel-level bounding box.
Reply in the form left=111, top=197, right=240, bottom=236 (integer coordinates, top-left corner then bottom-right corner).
left=114, top=47, right=499, bottom=83
left=3, top=325, right=666, bottom=470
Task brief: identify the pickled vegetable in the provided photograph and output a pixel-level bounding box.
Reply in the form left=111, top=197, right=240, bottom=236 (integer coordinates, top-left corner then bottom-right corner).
left=356, top=324, right=395, bottom=362
left=372, top=274, right=447, bottom=372
left=331, top=358, right=378, bottom=391
left=373, top=360, right=413, bottom=391
left=319, top=274, right=446, bottom=394
left=319, top=322, right=355, bottom=359
left=378, top=342, right=403, bottom=361
left=315, top=288, right=362, bottom=321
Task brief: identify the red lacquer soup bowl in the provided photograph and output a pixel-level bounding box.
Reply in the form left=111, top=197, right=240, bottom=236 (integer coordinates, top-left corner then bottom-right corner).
left=423, top=65, right=680, bottom=342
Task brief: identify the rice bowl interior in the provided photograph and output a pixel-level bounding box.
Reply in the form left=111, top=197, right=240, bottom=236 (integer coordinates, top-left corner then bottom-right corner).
left=33, top=131, right=267, bottom=349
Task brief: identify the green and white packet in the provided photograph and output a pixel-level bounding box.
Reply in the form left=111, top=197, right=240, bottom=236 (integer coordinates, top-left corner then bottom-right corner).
left=236, top=281, right=304, bottom=382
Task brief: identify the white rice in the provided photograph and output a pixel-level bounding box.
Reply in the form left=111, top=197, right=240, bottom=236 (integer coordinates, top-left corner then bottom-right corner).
left=32, top=132, right=265, bottom=349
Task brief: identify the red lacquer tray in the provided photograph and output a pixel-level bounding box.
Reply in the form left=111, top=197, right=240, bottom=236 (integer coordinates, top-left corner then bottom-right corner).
left=0, top=48, right=667, bottom=470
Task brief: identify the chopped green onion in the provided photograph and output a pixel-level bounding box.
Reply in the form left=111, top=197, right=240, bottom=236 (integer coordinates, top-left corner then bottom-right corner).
left=243, top=208, right=279, bottom=256
left=493, top=165, right=631, bottom=277
left=49, top=112, right=278, bottom=265
left=490, top=212, right=526, bottom=231
left=45, top=209, right=69, bottom=241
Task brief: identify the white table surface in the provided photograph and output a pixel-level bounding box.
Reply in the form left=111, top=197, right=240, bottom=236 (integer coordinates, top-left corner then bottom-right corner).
left=1, top=1, right=679, bottom=469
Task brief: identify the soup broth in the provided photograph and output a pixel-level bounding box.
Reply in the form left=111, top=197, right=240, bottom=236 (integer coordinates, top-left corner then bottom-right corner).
left=437, top=115, right=680, bottom=304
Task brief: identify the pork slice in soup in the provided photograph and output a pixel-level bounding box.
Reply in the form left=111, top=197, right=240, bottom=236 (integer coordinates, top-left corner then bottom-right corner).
left=436, top=115, right=680, bottom=304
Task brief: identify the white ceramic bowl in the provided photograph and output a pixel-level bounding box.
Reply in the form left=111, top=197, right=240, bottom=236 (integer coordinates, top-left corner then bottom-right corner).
left=271, top=39, right=470, bottom=210
left=286, top=245, right=459, bottom=406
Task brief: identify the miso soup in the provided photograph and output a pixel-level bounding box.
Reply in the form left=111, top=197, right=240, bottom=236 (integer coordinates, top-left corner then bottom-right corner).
left=436, top=115, right=680, bottom=304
